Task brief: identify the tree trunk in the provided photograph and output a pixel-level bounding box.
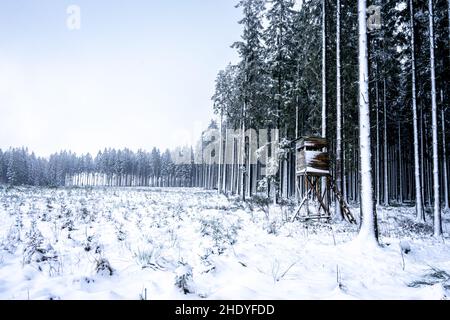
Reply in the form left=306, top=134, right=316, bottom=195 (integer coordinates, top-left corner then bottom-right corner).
left=398, top=123, right=403, bottom=204
left=218, top=110, right=223, bottom=193
left=247, top=126, right=252, bottom=199
left=383, top=79, right=389, bottom=206
left=240, top=114, right=246, bottom=201
left=322, top=0, right=327, bottom=139
left=357, top=0, right=378, bottom=244
left=420, top=105, right=426, bottom=210
left=321, top=0, right=327, bottom=196
left=223, top=124, right=228, bottom=193
left=335, top=0, right=343, bottom=220
left=343, top=108, right=348, bottom=203
left=410, top=0, right=425, bottom=221
left=428, top=0, right=442, bottom=236
left=446, top=0, right=450, bottom=210
left=375, top=63, right=380, bottom=206
left=441, top=92, right=449, bottom=210
left=231, top=136, right=236, bottom=194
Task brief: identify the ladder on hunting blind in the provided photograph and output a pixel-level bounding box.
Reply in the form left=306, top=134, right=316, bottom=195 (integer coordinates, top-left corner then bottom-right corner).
left=329, top=179, right=357, bottom=224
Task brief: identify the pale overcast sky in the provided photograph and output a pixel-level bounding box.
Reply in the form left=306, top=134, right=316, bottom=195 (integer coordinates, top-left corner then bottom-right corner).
left=0, top=0, right=241, bottom=157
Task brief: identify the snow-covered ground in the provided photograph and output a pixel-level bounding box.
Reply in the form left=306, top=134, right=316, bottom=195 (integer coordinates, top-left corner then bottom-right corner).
left=0, top=186, right=449, bottom=300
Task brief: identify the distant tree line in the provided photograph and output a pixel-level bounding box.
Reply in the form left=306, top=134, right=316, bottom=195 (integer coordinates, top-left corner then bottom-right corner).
left=0, top=147, right=198, bottom=188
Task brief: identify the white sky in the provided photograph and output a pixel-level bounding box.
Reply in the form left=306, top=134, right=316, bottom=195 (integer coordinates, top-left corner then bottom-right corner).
left=0, top=0, right=241, bottom=157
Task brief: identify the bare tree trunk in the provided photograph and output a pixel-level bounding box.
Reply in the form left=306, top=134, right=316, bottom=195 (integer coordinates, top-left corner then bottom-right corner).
left=335, top=0, right=343, bottom=220
left=295, top=96, right=299, bottom=139
left=240, top=111, right=246, bottom=201
left=321, top=0, right=327, bottom=196
left=343, top=107, right=348, bottom=202
left=282, top=127, right=288, bottom=199
left=282, top=153, right=288, bottom=200
left=295, top=96, right=299, bottom=200
left=209, top=155, right=213, bottom=190
left=223, top=124, right=228, bottom=193
left=446, top=0, right=450, bottom=210
left=420, top=105, right=427, bottom=210
left=231, top=136, right=236, bottom=194
left=357, top=0, right=378, bottom=244
left=410, top=0, right=425, bottom=221
left=375, top=64, right=380, bottom=206
left=322, top=0, right=327, bottom=140
left=428, top=0, right=442, bottom=236
left=218, top=110, right=223, bottom=193
left=383, top=79, right=389, bottom=206
left=247, top=127, right=252, bottom=199
left=441, top=91, right=449, bottom=210
left=398, top=123, right=403, bottom=203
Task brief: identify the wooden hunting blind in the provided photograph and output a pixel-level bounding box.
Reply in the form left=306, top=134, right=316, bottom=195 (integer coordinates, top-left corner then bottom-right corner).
left=295, top=137, right=330, bottom=175
left=292, top=136, right=356, bottom=224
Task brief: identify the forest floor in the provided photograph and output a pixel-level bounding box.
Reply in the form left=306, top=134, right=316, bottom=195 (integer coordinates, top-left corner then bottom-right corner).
left=0, top=186, right=449, bottom=300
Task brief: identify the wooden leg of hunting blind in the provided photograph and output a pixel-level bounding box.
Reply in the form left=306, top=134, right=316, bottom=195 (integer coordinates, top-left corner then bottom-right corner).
left=294, top=172, right=354, bottom=223
left=291, top=188, right=312, bottom=222
left=318, top=178, right=329, bottom=216
left=294, top=172, right=336, bottom=222
left=316, top=190, right=329, bottom=216
left=327, top=177, right=331, bottom=213
left=305, top=177, right=312, bottom=213
left=329, top=179, right=357, bottom=224
left=319, top=179, right=325, bottom=215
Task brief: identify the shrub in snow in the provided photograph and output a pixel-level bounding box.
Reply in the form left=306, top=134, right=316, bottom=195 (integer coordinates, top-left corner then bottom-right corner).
left=399, top=241, right=411, bottom=254
left=38, top=243, right=58, bottom=262
left=265, top=220, right=280, bottom=235
left=390, top=218, right=434, bottom=236
left=46, top=198, right=54, bottom=212
left=115, top=223, right=127, bottom=241
left=199, top=216, right=239, bottom=254
left=82, top=233, right=102, bottom=253
left=40, top=210, right=50, bottom=222
left=168, top=204, right=184, bottom=219
left=22, top=221, right=44, bottom=265
left=199, top=248, right=216, bottom=274
left=174, top=262, right=195, bottom=294
left=83, top=235, right=96, bottom=252
left=134, top=246, right=167, bottom=270
left=22, top=221, right=59, bottom=275
left=95, top=258, right=114, bottom=276
left=1, top=225, right=21, bottom=254
left=61, top=215, right=75, bottom=233
left=409, top=268, right=450, bottom=290
left=60, top=205, right=74, bottom=231
left=248, top=195, right=270, bottom=217
left=95, top=243, right=103, bottom=254
left=80, top=207, right=90, bottom=223
left=16, top=214, right=24, bottom=228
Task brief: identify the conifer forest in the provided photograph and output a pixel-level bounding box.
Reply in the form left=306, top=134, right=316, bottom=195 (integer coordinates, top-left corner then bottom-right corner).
left=0, top=0, right=449, bottom=301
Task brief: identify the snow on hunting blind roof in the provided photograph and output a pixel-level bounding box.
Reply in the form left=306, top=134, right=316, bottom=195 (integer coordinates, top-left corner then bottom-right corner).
left=0, top=187, right=449, bottom=300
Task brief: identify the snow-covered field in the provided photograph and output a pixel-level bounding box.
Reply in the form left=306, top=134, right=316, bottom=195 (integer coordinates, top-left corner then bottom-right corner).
left=0, top=186, right=449, bottom=300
